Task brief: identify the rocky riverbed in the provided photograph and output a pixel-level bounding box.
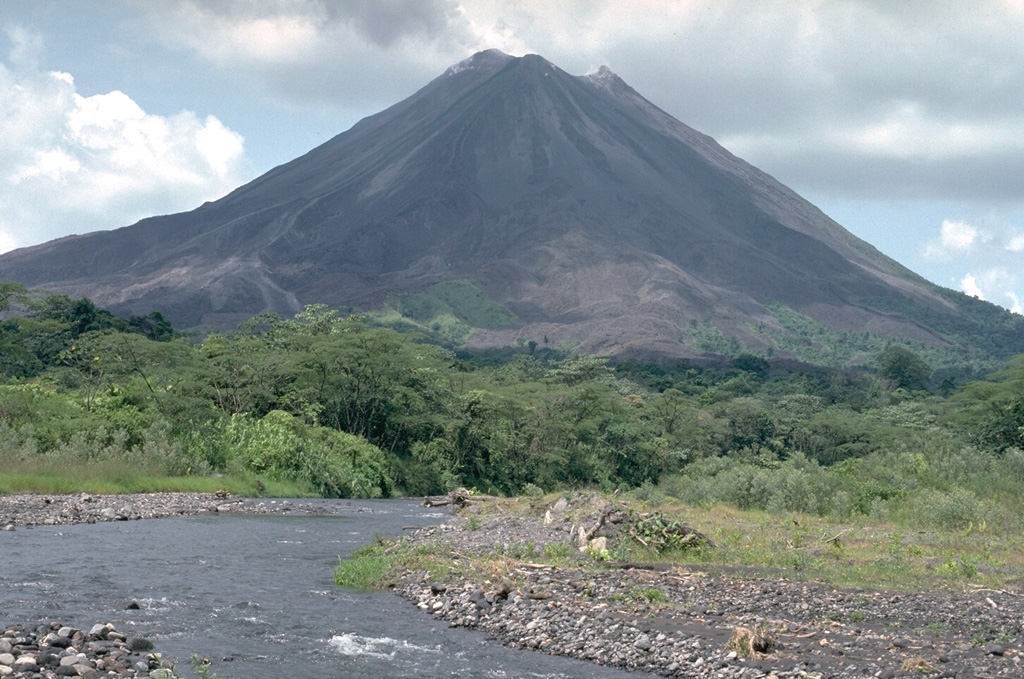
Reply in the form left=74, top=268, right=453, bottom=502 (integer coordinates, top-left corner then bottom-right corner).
left=392, top=497, right=1024, bottom=679
left=1, top=622, right=185, bottom=679
left=5, top=491, right=1022, bottom=678
left=0, top=492, right=352, bottom=529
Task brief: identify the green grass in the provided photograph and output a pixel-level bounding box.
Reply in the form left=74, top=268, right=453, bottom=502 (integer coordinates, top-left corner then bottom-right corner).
left=0, top=459, right=313, bottom=497
left=427, top=280, right=520, bottom=329
left=370, top=494, right=1024, bottom=594
left=378, top=279, right=521, bottom=345
left=615, top=500, right=1024, bottom=591
left=610, top=586, right=669, bottom=606
left=637, top=587, right=668, bottom=604
left=334, top=539, right=471, bottom=590
left=541, top=542, right=575, bottom=562
left=334, top=541, right=407, bottom=590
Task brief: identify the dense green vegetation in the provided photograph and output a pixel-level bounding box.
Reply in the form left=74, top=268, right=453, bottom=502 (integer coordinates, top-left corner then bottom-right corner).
left=2, top=284, right=1024, bottom=535
left=381, top=279, right=521, bottom=345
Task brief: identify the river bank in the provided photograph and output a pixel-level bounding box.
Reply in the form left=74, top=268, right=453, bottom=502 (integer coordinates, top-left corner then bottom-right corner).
left=386, top=495, right=1024, bottom=679
left=5, top=491, right=1023, bottom=678
left=1, top=621, right=188, bottom=679
left=3, top=495, right=641, bottom=679
left=0, top=492, right=356, bottom=529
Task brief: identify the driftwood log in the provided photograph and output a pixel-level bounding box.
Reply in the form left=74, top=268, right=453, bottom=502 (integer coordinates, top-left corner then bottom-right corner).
left=583, top=503, right=616, bottom=542
left=575, top=502, right=625, bottom=550
left=422, top=487, right=500, bottom=508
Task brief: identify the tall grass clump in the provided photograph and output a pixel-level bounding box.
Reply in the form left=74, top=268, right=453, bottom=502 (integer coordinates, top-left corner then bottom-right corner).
left=334, top=542, right=404, bottom=590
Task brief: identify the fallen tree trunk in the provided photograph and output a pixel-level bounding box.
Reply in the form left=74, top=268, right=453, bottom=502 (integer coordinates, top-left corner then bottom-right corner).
left=422, top=487, right=500, bottom=508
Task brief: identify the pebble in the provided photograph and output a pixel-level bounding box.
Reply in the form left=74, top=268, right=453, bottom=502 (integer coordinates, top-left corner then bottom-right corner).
left=4, top=492, right=1022, bottom=678
left=0, top=493, right=349, bottom=528
left=0, top=623, right=171, bottom=679
left=390, top=504, right=1024, bottom=679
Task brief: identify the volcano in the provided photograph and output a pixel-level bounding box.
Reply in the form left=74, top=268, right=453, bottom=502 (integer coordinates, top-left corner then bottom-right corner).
left=0, top=50, right=1006, bottom=358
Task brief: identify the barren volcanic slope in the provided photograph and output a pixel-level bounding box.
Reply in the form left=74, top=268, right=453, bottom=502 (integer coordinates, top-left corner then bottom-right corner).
left=0, top=50, right=1015, bottom=358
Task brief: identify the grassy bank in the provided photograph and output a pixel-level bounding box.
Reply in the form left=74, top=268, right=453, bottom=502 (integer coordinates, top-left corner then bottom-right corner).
left=336, top=493, right=1024, bottom=593
left=0, top=460, right=312, bottom=497
left=651, top=501, right=1021, bottom=591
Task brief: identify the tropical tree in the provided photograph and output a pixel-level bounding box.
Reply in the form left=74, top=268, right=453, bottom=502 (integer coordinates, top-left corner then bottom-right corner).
left=878, top=345, right=932, bottom=391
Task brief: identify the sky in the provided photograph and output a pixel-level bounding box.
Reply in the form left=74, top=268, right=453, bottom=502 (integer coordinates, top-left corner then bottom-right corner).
left=2, top=1, right=1024, bottom=313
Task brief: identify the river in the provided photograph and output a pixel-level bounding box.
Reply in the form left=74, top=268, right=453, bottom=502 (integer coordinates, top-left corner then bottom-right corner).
left=0, top=500, right=638, bottom=678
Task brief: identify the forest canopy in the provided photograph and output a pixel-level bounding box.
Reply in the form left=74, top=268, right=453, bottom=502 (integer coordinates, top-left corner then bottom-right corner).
left=1, top=290, right=1023, bottom=532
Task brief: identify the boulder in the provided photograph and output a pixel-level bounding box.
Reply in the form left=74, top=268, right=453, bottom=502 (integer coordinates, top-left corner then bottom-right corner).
left=129, top=637, right=155, bottom=652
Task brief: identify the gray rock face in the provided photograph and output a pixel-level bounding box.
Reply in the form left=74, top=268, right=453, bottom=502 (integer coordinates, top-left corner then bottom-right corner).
left=0, top=50, right=1013, bottom=358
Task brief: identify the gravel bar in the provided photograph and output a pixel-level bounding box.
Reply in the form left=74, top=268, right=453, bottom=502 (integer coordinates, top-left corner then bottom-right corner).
left=5, top=492, right=1021, bottom=678
left=393, top=510, right=1024, bottom=679
left=0, top=492, right=347, bottom=529
left=1, top=621, right=184, bottom=679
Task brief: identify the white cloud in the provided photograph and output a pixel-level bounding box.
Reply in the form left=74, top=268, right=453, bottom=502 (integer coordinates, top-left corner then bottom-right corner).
left=960, top=268, right=1022, bottom=314
left=134, top=0, right=471, bottom=111
left=147, top=0, right=463, bottom=61
left=126, top=1, right=1024, bottom=203
left=961, top=274, right=984, bottom=299
left=1008, top=293, right=1024, bottom=315
left=10, top=148, right=81, bottom=182
left=923, top=219, right=980, bottom=259
left=939, top=220, right=979, bottom=250
left=0, top=230, right=17, bottom=256
left=918, top=215, right=1024, bottom=312
left=195, top=115, right=245, bottom=177
left=0, top=28, right=248, bottom=251
left=5, top=24, right=43, bottom=69
left=161, top=5, right=324, bottom=66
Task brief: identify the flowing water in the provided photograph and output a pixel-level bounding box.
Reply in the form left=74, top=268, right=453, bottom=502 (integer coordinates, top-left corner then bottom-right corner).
left=0, top=500, right=636, bottom=678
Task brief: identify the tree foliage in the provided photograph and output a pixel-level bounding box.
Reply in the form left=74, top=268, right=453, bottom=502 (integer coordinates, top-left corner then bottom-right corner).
left=877, top=345, right=932, bottom=391
left=2, top=288, right=1023, bottom=515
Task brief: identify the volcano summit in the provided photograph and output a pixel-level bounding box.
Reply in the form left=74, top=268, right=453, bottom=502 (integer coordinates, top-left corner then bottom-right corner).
left=0, top=50, right=1010, bottom=358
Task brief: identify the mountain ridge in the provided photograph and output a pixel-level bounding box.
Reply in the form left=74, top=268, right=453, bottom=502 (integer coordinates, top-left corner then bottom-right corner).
left=0, top=50, right=1010, bottom=360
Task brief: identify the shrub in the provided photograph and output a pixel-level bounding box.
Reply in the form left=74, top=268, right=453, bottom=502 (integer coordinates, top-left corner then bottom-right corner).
left=905, top=487, right=985, bottom=530
left=217, top=410, right=392, bottom=497
left=630, top=480, right=667, bottom=506
left=660, top=454, right=838, bottom=516
left=522, top=482, right=545, bottom=498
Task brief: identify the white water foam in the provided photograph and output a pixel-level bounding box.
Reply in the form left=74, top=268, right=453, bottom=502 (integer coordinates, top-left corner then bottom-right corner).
left=328, top=633, right=440, bottom=659
left=136, top=596, right=187, bottom=611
